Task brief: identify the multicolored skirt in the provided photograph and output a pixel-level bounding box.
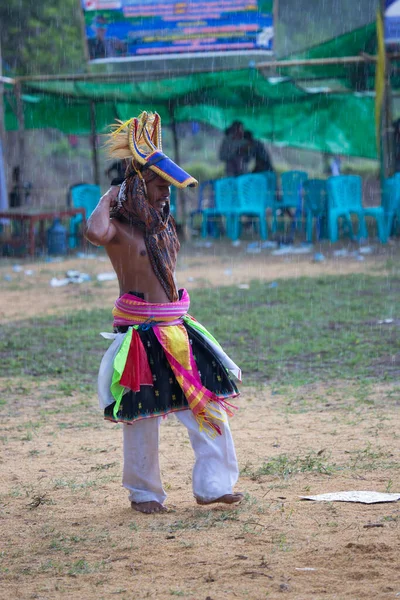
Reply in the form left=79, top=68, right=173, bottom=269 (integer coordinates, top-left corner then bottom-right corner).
left=103, top=322, right=239, bottom=423
left=98, top=290, right=240, bottom=430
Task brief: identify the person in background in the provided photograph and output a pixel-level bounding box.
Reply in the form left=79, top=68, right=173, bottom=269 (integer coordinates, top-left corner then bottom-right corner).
left=9, top=166, right=32, bottom=208
left=393, top=119, right=400, bottom=172
left=9, top=167, right=22, bottom=208
left=324, top=154, right=342, bottom=177
left=105, top=159, right=128, bottom=186
left=88, top=15, right=127, bottom=60
left=243, top=130, right=274, bottom=173
left=330, top=155, right=342, bottom=176
left=219, top=121, right=247, bottom=177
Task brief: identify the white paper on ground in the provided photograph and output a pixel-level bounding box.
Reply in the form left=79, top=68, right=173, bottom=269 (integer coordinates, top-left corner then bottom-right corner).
left=272, top=246, right=312, bottom=256
left=50, top=277, right=70, bottom=287
left=300, top=491, right=400, bottom=504
left=97, top=272, right=117, bottom=282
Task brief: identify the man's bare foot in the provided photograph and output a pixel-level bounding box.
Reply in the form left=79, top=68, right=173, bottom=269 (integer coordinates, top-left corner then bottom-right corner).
left=131, top=501, right=167, bottom=514
left=195, top=493, right=244, bottom=506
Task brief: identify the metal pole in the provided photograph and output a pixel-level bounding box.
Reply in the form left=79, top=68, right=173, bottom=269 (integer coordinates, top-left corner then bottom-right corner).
left=15, top=81, right=25, bottom=204
left=90, top=101, right=100, bottom=186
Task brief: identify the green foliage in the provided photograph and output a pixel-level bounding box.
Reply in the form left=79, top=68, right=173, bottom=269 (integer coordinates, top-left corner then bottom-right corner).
left=0, top=0, right=85, bottom=75
left=42, top=137, right=92, bottom=160
left=184, top=161, right=225, bottom=183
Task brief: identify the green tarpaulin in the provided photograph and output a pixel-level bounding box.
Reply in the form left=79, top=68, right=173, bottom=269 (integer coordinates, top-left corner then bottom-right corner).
left=276, top=22, right=377, bottom=85
left=3, top=23, right=380, bottom=158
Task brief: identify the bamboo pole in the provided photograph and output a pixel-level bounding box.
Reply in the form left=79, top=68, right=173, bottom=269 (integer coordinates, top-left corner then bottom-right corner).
left=0, top=76, right=15, bottom=84
left=90, top=101, right=100, bottom=186
left=169, top=103, right=189, bottom=239
left=0, top=34, right=7, bottom=212
left=0, top=34, right=6, bottom=154
left=13, top=54, right=378, bottom=86
left=257, top=55, right=375, bottom=69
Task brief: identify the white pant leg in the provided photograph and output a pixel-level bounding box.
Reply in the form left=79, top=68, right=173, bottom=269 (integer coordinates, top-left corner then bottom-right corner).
left=122, top=417, right=167, bottom=505
left=175, top=410, right=239, bottom=502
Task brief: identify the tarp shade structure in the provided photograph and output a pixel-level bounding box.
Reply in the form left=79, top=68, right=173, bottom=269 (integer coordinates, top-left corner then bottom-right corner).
left=274, top=22, right=377, bottom=89
left=4, top=69, right=378, bottom=158
left=3, top=20, right=382, bottom=160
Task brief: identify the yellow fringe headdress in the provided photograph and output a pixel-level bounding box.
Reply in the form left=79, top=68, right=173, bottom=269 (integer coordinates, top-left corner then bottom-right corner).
left=105, top=111, right=197, bottom=189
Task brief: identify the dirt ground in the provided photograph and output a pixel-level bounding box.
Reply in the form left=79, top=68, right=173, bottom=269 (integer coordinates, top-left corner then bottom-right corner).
left=0, top=243, right=399, bottom=600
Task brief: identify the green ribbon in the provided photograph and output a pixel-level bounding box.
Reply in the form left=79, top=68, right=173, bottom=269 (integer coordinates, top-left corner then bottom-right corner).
left=111, top=327, right=138, bottom=420
left=183, top=315, right=222, bottom=349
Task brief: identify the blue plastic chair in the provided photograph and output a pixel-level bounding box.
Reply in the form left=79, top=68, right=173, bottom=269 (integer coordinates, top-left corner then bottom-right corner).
left=276, top=170, right=308, bottom=231
left=230, top=174, right=268, bottom=241
left=382, top=175, right=400, bottom=238
left=303, top=179, right=328, bottom=242
left=259, top=171, right=278, bottom=233
left=169, top=186, right=177, bottom=216
left=69, top=184, right=101, bottom=248
left=201, top=177, right=237, bottom=239
left=327, top=175, right=387, bottom=243
left=191, top=180, right=219, bottom=236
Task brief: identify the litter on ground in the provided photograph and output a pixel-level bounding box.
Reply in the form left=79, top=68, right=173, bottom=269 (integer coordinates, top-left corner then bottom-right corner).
left=300, top=491, right=400, bottom=504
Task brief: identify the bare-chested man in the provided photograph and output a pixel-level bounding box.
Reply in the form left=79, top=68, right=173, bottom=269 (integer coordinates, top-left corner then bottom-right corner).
left=85, top=112, right=242, bottom=514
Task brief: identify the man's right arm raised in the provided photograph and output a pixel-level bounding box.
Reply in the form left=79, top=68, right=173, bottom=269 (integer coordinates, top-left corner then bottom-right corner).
left=84, top=187, right=119, bottom=246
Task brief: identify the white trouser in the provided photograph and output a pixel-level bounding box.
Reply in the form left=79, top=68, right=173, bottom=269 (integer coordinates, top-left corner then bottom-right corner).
left=122, top=409, right=239, bottom=504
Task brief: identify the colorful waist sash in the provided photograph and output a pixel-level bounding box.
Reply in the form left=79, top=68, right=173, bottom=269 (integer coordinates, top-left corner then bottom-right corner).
left=110, top=289, right=240, bottom=436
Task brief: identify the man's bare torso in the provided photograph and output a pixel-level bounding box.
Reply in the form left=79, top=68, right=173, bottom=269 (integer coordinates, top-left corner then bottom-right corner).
left=105, top=219, right=176, bottom=303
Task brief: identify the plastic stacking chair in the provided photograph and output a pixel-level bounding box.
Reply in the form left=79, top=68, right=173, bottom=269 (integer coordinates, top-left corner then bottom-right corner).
left=382, top=175, right=400, bottom=238
left=169, top=186, right=177, bottom=216
left=191, top=180, right=217, bottom=235
left=260, top=171, right=278, bottom=233
left=276, top=170, right=308, bottom=231
left=230, top=174, right=268, bottom=241
left=327, top=175, right=387, bottom=243
left=303, top=179, right=328, bottom=242
left=201, top=177, right=237, bottom=239
left=69, top=184, right=101, bottom=248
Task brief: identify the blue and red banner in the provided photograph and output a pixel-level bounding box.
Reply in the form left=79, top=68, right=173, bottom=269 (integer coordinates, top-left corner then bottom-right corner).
left=81, top=0, right=273, bottom=61
left=386, top=0, right=400, bottom=44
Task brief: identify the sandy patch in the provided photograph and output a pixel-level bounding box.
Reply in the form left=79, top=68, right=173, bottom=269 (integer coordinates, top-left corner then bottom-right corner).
left=0, top=379, right=399, bottom=599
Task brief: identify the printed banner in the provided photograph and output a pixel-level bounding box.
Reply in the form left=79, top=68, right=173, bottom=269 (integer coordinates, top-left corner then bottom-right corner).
left=81, top=0, right=273, bottom=61
left=386, top=0, right=400, bottom=44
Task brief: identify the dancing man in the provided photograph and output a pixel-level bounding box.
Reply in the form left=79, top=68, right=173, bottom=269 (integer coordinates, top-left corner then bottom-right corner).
left=85, top=112, right=242, bottom=514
